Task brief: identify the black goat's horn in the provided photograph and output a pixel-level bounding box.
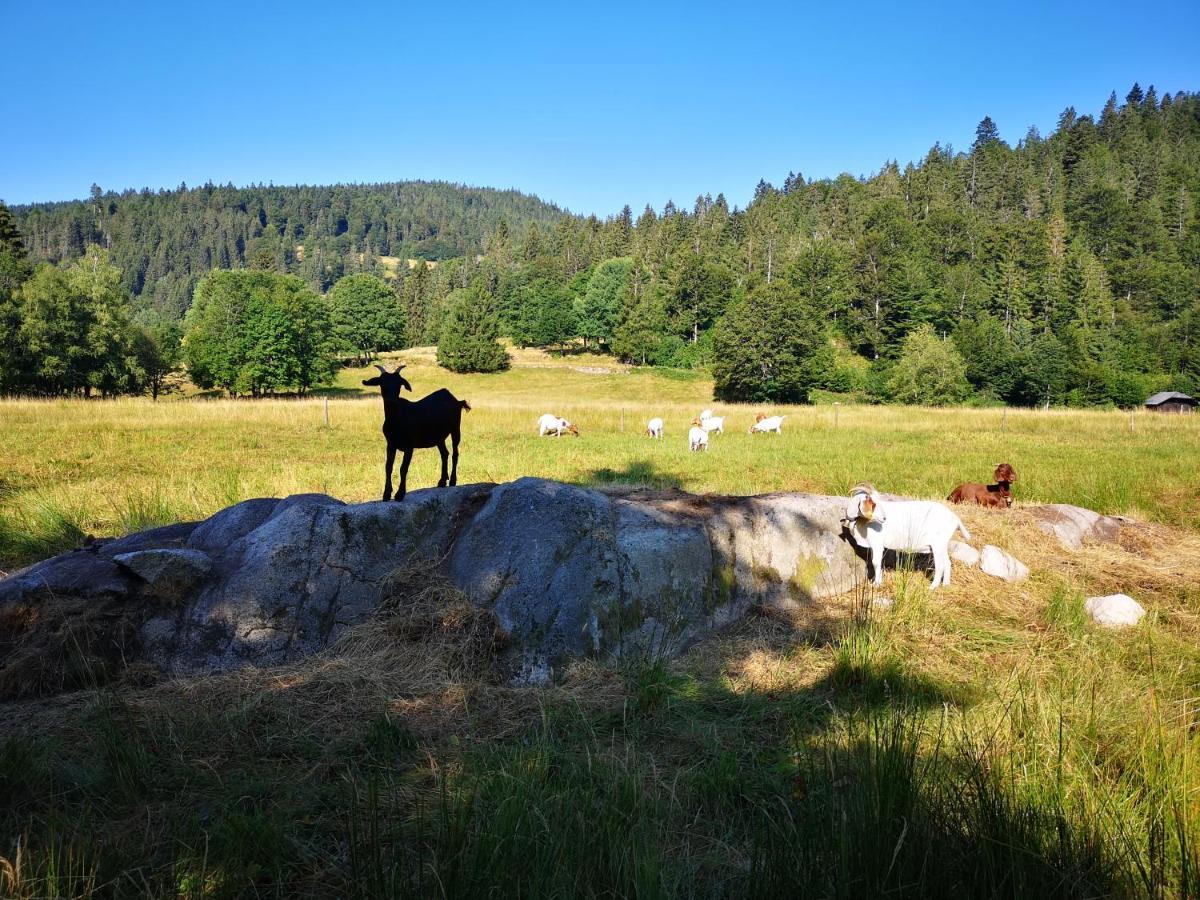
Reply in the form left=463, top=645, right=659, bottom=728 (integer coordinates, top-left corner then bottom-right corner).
left=374, top=364, right=388, bottom=374
left=393, top=364, right=406, bottom=373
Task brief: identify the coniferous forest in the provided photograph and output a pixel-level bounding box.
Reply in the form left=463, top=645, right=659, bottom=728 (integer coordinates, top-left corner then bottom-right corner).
left=3, top=85, right=1199, bottom=406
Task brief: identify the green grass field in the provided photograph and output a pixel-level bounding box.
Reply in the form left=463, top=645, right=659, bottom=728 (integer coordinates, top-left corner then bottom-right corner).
left=2, top=350, right=1199, bottom=897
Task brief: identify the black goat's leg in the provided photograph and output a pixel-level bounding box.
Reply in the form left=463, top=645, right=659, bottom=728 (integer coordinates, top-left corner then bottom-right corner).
left=382, top=443, right=396, bottom=501
left=437, top=440, right=449, bottom=487
left=395, top=448, right=413, bottom=501
left=449, top=430, right=460, bottom=486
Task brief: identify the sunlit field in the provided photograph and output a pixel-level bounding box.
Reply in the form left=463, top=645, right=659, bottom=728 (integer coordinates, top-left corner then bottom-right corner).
left=2, top=347, right=1198, bottom=571
left=3, top=350, right=1200, bottom=897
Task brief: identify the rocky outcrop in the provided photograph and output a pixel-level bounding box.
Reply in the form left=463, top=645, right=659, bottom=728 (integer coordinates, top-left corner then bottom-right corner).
left=0, top=479, right=870, bottom=692
left=1026, top=504, right=1125, bottom=550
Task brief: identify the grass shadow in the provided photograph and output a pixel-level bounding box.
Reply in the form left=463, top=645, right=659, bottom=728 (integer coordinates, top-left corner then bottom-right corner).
left=579, top=459, right=685, bottom=491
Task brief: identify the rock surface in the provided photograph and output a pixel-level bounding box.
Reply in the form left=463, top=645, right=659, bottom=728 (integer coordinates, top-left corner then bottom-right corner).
left=1085, top=594, right=1146, bottom=628
left=113, top=549, right=213, bottom=602
left=0, top=479, right=870, bottom=690
left=1, top=478, right=1057, bottom=694
left=1026, top=504, right=1124, bottom=550
left=979, top=545, right=1030, bottom=583
left=949, top=541, right=980, bottom=567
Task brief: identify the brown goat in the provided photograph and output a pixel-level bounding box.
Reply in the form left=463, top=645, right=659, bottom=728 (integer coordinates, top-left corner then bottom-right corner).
left=948, top=463, right=1017, bottom=508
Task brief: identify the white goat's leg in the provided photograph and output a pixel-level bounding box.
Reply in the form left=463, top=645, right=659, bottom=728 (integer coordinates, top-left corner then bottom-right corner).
left=932, top=547, right=950, bottom=588
left=871, top=545, right=884, bottom=586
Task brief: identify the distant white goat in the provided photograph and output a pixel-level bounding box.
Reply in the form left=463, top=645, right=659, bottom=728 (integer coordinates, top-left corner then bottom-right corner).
left=700, top=415, right=724, bottom=435
left=646, top=417, right=664, bottom=439
left=688, top=421, right=709, bottom=451
left=842, top=485, right=970, bottom=590
left=538, top=413, right=579, bottom=437
left=749, top=414, right=785, bottom=434
left=700, top=409, right=714, bottom=421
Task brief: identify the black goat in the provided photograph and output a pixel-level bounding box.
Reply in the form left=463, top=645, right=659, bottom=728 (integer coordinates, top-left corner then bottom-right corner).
left=362, top=364, right=470, bottom=501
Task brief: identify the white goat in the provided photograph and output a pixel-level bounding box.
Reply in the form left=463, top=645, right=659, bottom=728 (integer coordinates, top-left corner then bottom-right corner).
left=700, top=415, right=724, bottom=435
left=646, top=417, right=664, bottom=439
left=688, top=424, right=709, bottom=451
left=749, top=415, right=785, bottom=434
left=842, top=485, right=970, bottom=590
left=538, top=413, right=578, bottom=437
left=700, top=409, right=714, bottom=421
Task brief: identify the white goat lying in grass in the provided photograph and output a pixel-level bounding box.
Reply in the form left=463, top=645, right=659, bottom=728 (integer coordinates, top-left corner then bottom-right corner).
left=842, top=484, right=970, bottom=589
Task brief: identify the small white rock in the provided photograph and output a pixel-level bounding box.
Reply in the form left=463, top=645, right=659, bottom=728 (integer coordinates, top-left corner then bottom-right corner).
left=949, top=541, right=980, bottom=567
left=1084, top=594, right=1145, bottom=628
left=979, top=545, right=1030, bottom=583
left=871, top=596, right=894, bottom=611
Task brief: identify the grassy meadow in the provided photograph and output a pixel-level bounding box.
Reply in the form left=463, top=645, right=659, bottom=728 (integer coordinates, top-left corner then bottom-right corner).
left=2, top=348, right=1200, bottom=897
left=2, top=345, right=1198, bottom=571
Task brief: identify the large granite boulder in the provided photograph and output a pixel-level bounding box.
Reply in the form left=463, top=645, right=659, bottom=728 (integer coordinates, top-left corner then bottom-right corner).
left=0, top=478, right=879, bottom=693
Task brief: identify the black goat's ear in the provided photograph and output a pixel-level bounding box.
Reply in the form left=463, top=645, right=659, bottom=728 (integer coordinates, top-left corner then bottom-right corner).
left=398, top=376, right=413, bottom=392
left=362, top=376, right=380, bottom=386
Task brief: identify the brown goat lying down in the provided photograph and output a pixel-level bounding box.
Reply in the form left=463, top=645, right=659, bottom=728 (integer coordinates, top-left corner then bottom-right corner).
left=948, top=463, right=1017, bottom=508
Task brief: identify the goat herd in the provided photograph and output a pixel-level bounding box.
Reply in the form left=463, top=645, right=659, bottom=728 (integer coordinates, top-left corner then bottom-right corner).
left=364, top=364, right=1020, bottom=589
left=538, top=409, right=786, bottom=450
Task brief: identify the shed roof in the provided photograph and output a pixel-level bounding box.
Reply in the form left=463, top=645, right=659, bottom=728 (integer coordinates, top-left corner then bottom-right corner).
left=1145, top=391, right=1196, bottom=406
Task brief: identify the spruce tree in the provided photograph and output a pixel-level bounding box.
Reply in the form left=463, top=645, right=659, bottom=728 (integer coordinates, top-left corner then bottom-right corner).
left=436, top=281, right=509, bottom=373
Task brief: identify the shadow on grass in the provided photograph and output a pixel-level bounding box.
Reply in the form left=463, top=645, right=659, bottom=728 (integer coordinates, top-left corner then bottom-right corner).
left=0, top=594, right=1185, bottom=899
left=578, top=459, right=684, bottom=491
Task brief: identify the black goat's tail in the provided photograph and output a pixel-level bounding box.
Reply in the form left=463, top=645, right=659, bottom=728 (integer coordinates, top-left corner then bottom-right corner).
left=460, top=400, right=472, bottom=412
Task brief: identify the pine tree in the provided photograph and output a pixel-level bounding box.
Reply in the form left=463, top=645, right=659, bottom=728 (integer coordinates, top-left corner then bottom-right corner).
left=436, top=281, right=509, bottom=373
left=972, top=116, right=1001, bottom=151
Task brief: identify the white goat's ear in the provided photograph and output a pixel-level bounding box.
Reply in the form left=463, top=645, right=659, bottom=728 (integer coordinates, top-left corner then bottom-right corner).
left=845, top=496, right=862, bottom=520
left=870, top=494, right=887, bottom=523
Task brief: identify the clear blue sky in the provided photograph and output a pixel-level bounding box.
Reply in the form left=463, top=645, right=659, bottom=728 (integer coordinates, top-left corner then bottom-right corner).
left=2, top=1, right=1197, bottom=216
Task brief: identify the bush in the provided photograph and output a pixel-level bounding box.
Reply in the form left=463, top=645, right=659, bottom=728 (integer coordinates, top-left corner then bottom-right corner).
left=887, top=325, right=970, bottom=405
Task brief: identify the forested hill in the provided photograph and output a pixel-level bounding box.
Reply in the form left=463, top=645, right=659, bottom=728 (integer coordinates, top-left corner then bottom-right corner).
left=3, top=85, right=1199, bottom=407
left=10, top=181, right=569, bottom=316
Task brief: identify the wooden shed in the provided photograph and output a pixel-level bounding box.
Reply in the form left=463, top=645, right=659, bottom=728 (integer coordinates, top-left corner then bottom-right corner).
left=1144, top=391, right=1197, bottom=414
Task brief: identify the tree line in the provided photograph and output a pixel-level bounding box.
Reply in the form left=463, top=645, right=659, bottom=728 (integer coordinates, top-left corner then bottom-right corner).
left=3, top=84, right=1198, bottom=406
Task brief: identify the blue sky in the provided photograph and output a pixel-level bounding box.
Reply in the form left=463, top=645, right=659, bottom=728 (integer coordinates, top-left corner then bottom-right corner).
left=2, top=1, right=1196, bottom=216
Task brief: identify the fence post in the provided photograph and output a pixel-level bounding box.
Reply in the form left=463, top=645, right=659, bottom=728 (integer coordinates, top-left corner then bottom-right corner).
left=620, top=407, right=625, bottom=433
left=324, top=396, right=330, bottom=428
left=834, top=402, right=840, bottom=428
